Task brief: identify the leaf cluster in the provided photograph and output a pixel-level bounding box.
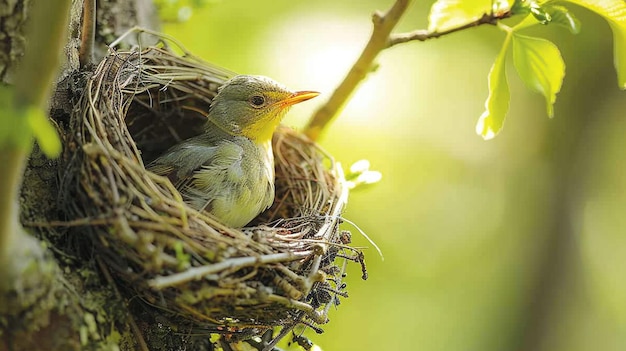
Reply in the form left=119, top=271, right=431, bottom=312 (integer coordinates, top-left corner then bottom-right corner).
left=429, top=0, right=626, bottom=139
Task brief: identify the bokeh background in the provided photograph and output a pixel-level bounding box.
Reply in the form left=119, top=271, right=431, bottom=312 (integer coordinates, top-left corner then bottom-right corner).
left=162, top=1, right=626, bottom=350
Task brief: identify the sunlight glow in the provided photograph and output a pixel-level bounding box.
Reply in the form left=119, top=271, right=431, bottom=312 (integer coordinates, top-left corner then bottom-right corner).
left=258, top=14, right=393, bottom=125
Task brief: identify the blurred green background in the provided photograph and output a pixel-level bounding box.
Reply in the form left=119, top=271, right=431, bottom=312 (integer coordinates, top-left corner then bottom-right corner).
left=162, top=1, right=626, bottom=350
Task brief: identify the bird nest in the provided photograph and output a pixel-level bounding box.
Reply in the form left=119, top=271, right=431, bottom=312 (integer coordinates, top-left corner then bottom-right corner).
left=58, top=32, right=366, bottom=347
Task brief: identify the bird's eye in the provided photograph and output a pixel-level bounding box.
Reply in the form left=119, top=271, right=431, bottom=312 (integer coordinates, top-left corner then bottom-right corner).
left=249, top=95, right=266, bottom=108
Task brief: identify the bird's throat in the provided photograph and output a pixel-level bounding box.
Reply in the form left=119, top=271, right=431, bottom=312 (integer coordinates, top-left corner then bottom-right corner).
left=240, top=117, right=282, bottom=144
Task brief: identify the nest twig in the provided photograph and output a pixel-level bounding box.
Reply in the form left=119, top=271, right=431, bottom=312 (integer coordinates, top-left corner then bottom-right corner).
left=58, top=31, right=365, bottom=346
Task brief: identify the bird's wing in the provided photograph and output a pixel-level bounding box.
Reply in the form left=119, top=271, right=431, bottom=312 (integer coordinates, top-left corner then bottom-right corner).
left=185, top=140, right=245, bottom=204
left=147, top=137, right=245, bottom=211
left=147, top=140, right=221, bottom=187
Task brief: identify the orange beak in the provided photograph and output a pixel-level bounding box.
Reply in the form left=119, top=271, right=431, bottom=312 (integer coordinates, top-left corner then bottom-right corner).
left=278, top=91, right=320, bottom=108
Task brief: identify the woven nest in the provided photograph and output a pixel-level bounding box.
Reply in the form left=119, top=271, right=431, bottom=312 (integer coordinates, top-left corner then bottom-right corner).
left=58, top=34, right=366, bottom=344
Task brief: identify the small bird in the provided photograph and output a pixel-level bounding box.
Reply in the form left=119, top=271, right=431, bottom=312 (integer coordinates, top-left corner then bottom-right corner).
left=148, top=75, right=319, bottom=228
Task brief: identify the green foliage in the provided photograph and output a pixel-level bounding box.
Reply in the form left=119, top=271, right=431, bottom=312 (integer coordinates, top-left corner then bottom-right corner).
left=476, top=32, right=511, bottom=140
left=0, top=86, right=61, bottom=157
left=512, top=33, right=564, bottom=118
left=26, top=107, right=61, bottom=157
left=429, top=0, right=626, bottom=139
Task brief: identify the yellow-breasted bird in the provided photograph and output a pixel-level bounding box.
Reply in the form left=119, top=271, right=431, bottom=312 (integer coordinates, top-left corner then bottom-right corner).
left=148, top=75, right=319, bottom=228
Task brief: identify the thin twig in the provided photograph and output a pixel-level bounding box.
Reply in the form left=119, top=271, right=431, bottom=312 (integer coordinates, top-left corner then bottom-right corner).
left=79, top=0, right=96, bottom=68
left=303, top=0, right=412, bottom=141
left=149, top=251, right=313, bottom=289
left=387, top=11, right=510, bottom=47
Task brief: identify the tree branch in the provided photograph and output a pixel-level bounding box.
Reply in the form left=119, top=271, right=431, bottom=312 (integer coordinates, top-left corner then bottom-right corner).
left=79, top=0, right=96, bottom=68
left=387, top=11, right=510, bottom=47
left=0, top=149, right=27, bottom=266
left=303, top=0, right=412, bottom=141
left=303, top=2, right=511, bottom=141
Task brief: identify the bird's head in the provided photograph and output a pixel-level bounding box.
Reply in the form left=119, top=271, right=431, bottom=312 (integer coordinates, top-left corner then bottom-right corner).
left=207, top=75, right=319, bottom=143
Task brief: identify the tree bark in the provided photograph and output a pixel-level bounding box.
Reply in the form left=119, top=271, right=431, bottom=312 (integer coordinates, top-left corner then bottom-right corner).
left=1, top=1, right=162, bottom=350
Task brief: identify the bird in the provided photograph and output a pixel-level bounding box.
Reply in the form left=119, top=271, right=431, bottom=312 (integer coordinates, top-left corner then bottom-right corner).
left=147, top=75, right=319, bottom=228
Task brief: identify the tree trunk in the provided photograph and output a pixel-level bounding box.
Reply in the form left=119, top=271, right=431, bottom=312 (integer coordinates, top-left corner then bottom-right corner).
left=1, top=1, right=164, bottom=350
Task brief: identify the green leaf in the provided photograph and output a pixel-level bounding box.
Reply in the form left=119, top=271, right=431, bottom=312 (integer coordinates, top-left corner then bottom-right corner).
left=26, top=107, right=61, bottom=158
left=428, top=0, right=493, bottom=32
left=476, top=34, right=511, bottom=140
left=0, top=87, right=61, bottom=157
left=545, top=5, right=581, bottom=33
left=512, top=33, right=565, bottom=117
left=563, top=0, right=626, bottom=88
